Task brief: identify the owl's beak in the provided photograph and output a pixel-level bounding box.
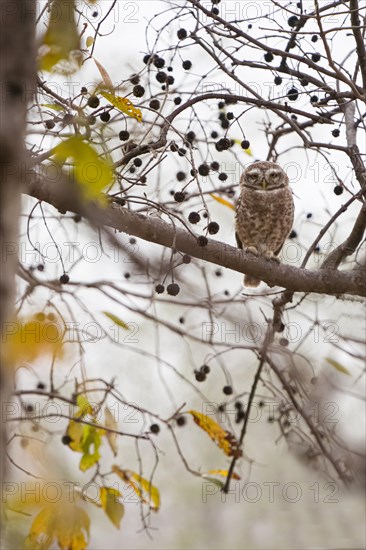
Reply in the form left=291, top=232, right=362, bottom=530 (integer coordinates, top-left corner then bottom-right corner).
left=261, top=180, right=267, bottom=189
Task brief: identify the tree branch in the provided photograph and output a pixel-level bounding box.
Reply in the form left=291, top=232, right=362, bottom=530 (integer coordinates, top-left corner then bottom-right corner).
left=23, top=170, right=366, bottom=297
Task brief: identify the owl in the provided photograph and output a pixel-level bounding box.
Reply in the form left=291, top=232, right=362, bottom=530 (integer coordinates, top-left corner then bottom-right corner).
left=235, top=161, right=294, bottom=287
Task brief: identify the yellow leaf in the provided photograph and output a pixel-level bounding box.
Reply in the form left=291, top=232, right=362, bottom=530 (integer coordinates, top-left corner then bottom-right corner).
left=100, top=487, right=124, bottom=529
left=40, top=103, right=64, bottom=112
left=104, top=407, right=118, bottom=456
left=86, top=36, right=94, bottom=48
left=112, top=466, right=160, bottom=511
left=25, top=502, right=90, bottom=550
left=206, top=469, right=241, bottom=479
left=189, top=410, right=242, bottom=458
left=100, top=91, right=142, bottom=123
left=3, top=314, right=63, bottom=364
left=52, top=135, right=113, bottom=202
left=103, top=312, right=130, bottom=330
left=39, top=0, right=82, bottom=74
left=210, top=193, right=235, bottom=210
left=65, top=406, right=105, bottom=472
left=325, top=358, right=351, bottom=376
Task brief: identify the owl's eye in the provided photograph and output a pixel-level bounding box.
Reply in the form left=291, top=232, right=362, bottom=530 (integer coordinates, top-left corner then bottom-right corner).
left=247, top=172, right=260, bottom=182
left=268, top=171, right=281, bottom=182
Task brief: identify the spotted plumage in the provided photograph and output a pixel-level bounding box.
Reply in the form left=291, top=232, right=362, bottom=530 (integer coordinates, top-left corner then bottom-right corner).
left=235, top=161, right=294, bottom=287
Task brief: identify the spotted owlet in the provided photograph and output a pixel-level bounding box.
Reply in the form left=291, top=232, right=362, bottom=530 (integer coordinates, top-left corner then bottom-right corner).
left=235, top=161, right=294, bottom=287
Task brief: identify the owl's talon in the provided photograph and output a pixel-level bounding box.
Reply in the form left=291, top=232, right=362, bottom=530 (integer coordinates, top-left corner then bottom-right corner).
left=245, top=246, right=259, bottom=256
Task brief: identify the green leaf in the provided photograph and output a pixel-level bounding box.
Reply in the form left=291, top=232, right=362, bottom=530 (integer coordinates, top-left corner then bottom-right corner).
left=40, top=103, right=65, bottom=112
left=39, top=0, right=82, bottom=74
left=100, top=487, right=124, bottom=529
left=325, top=358, right=351, bottom=376
left=52, top=135, right=113, bottom=202
left=103, top=311, right=130, bottom=330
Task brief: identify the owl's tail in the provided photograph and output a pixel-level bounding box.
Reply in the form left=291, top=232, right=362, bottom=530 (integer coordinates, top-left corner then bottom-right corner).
left=244, top=274, right=261, bottom=288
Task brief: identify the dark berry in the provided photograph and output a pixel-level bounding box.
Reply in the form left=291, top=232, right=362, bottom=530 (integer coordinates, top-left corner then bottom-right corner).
left=178, top=148, right=186, bottom=157
left=155, top=284, right=165, bottom=294
left=170, top=143, right=179, bottom=152
left=312, top=53, right=321, bottom=63
left=179, top=317, right=184, bottom=324
left=289, top=230, right=297, bottom=239
left=143, top=54, right=152, bottom=64
left=311, top=35, right=318, bottom=43
left=129, top=166, right=136, bottom=173
left=130, top=74, right=140, bottom=85
left=258, top=400, right=265, bottom=408
left=221, top=119, right=229, bottom=129
left=177, top=28, right=187, bottom=40
left=60, top=274, right=69, bottom=284
left=176, top=416, right=186, bottom=426
left=87, top=115, right=96, bottom=125
left=156, top=71, right=167, bottom=83
left=174, top=97, right=182, bottom=105
left=149, top=99, right=160, bottom=110
left=176, top=171, right=186, bottom=181
left=300, top=78, right=309, bottom=87
left=306, top=213, right=312, bottom=219
left=241, top=140, right=250, bottom=149
left=332, top=129, right=340, bottom=137
left=174, top=191, right=185, bottom=202
left=226, top=112, right=234, bottom=120
left=195, top=371, right=206, bottom=382
left=81, top=87, right=87, bottom=94
left=62, top=435, right=72, bottom=445
left=212, top=7, right=219, bottom=15
left=287, top=87, right=299, bottom=101
left=211, top=131, right=218, bottom=139
left=186, top=131, right=196, bottom=142
left=87, top=95, right=100, bottom=108
left=133, top=158, right=142, bottom=167
left=274, top=76, right=282, bottom=85
left=154, top=57, right=165, bottom=68
left=198, top=164, right=210, bottom=176
left=100, top=111, right=110, bottom=122
left=223, top=385, right=233, bottom=395
left=310, top=95, right=318, bottom=103
left=182, top=60, right=192, bottom=70
left=264, top=52, right=274, bottom=62
left=333, top=185, right=343, bottom=195
left=63, top=113, right=74, bottom=125
left=211, top=161, right=219, bottom=170
left=133, top=85, right=145, bottom=97
left=36, top=312, right=45, bottom=322
left=188, top=211, right=200, bottom=224
left=208, top=222, right=219, bottom=234
left=167, top=283, right=180, bottom=296
left=182, top=254, right=191, bottom=264
left=216, top=138, right=231, bottom=151
left=279, top=338, right=289, bottom=347
left=119, top=130, right=130, bottom=141
left=218, top=172, right=227, bottom=181
left=124, top=272, right=130, bottom=279
left=37, top=382, right=46, bottom=390
left=45, top=119, right=55, bottom=129
left=197, top=236, right=208, bottom=247
left=215, top=269, right=222, bottom=277
left=150, top=423, right=160, bottom=434
left=190, top=169, right=197, bottom=177
left=218, top=101, right=225, bottom=109
left=288, top=16, right=299, bottom=27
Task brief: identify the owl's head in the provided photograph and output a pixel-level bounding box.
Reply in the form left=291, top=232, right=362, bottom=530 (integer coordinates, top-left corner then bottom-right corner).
left=240, top=161, right=288, bottom=190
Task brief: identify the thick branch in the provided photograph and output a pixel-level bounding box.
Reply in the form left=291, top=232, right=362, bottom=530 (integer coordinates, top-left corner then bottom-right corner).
left=321, top=203, right=366, bottom=269
left=23, top=170, right=366, bottom=297
left=350, top=0, right=366, bottom=96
